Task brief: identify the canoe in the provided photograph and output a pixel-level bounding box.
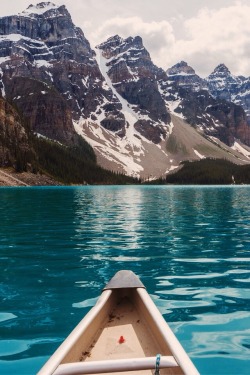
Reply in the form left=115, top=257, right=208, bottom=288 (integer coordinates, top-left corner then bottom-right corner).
left=38, top=270, right=199, bottom=375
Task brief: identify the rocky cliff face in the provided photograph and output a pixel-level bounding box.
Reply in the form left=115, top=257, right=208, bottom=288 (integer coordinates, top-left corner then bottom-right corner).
left=4, top=76, right=75, bottom=144
left=206, top=64, right=250, bottom=125
left=166, top=61, right=206, bottom=92
left=207, top=64, right=242, bottom=100
left=174, top=88, right=250, bottom=146
left=0, top=2, right=125, bottom=142
left=0, top=95, right=32, bottom=168
left=162, top=61, right=250, bottom=146
left=97, top=35, right=171, bottom=143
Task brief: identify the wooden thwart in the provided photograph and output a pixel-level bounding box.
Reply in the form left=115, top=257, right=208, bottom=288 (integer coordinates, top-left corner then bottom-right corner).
left=54, top=356, right=178, bottom=375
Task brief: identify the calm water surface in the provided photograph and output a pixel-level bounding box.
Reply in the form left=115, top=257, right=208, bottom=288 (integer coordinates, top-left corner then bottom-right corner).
left=0, top=186, right=249, bottom=374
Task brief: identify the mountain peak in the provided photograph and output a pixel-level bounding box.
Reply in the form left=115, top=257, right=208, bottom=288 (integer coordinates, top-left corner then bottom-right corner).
left=97, top=35, right=143, bottom=50
left=107, top=34, right=123, bottom=43
left=167, top=61, right=196, bottom=76
left=97, top=34, right=149, bottom=63
left=97, top=34, right=123, bottom=50
left=21, top=2, right=62, bottom=16
left=211, top=63, right=231, bottom=76
left=126, top=35, right=143, bottom=46
left=29, top=2, right=56, bottom=8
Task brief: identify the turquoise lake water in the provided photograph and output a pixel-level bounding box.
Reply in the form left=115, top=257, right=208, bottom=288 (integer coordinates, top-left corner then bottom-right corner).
left=0, top=185, right=250, bottom=374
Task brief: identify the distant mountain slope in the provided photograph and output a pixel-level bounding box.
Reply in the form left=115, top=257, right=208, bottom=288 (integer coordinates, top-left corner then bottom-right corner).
left=207, top=64, right=250, bottom=124
left=162, top=61, right=250, bottom=147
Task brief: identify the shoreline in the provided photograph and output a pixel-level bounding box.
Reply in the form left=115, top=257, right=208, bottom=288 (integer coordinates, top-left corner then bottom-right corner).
left=0, top=168, right=61, bottom=187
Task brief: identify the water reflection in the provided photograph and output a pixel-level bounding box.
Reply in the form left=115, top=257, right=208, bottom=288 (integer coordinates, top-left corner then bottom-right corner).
left=72, top=187, right=147, bottom=284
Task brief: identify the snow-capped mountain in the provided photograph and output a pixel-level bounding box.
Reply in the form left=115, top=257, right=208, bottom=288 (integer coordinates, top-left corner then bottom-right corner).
left=96, top=35, right=170, bottom=143
left=206, top=64, right=250, bottom=124
left=164, top=61, right=250, bottom=125
left=0, top=1, right=125, bottom=144
left=166, top=61, right=206, bottom=92
left=162, top=61, right=250, bottom=147
left=207, top=64, right=243, bottom=100
left=77, top=35, right=173, bottom=178
left=0, top=2, right=249, bottom=179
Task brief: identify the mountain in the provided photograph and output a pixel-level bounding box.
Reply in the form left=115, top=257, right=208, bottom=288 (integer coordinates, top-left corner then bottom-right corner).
left=76, top=34, right=175, bottom=178
left=0, top=2, right=125, bottom=143
left=0, top=2, right=249, bottom=181
left=206, top=64, right=250, bottom=125
left=97, top=35, right=170, bottom=143
left=163, top=61, right=250, bottom=147
left=166, top=61, right=206, bottom=92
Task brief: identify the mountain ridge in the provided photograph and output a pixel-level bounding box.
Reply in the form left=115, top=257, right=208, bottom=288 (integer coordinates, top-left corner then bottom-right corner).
left=165, top=60, right=250, bottom=128
left=0, top=2, right=249, bottom=181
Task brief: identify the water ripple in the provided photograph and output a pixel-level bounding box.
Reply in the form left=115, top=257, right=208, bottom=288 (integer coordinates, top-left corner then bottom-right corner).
left=0, top=186, right=250, bottom=375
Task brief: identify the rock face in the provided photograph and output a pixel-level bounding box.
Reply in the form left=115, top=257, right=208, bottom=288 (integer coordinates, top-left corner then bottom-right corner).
left=166, top=61, right=206, bottom=92
left=0, top=95, right=32, bottom=168
left=4, top=76, right=74, bottom=144
left=207, top=64, right=243, bottom=101
left=206, top=64, right=250, bottom=125
left=162, top=61, right=250, bottom=146
left=175, top=89, right=250, bottom=146
left=97, top=35, right=171, bottom=143
left=0, top=2, right=125, bottom=142
left=206, top=101, right=249, bottom=146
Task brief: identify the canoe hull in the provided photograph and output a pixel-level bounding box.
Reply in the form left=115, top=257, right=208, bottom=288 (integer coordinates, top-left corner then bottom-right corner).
left=38, top=271, right=199, bottom=375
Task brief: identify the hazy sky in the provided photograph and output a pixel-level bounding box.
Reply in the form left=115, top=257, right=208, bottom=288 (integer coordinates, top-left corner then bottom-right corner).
left=0, top=0, right=249, bottom=77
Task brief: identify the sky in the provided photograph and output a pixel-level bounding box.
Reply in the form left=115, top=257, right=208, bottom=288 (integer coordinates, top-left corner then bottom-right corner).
left=0, top=0, right=249, bottom=77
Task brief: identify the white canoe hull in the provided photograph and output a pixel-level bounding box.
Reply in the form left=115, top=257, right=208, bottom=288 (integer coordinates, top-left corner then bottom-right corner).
left=38, top=270, right=199, bottom=375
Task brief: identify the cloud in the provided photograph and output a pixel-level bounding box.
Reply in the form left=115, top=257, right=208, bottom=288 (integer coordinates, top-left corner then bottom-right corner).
left=0, top=0, right=249, bottom=77
left=87, top=1, right=250, bottom=77
left=91, top=16, right=175, bottom=63
left=168, top=2, right=250, bottom=76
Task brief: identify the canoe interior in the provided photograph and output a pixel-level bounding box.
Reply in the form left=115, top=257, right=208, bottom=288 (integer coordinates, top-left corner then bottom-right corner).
left=61, top=288, right=183, bottom=374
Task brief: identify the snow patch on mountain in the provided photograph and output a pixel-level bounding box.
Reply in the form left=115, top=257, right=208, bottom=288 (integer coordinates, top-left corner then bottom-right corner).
left=74, top=119, right=144, bottom=177
left=0, top=57, right=9, bottom=64
left=21, top=2, right=59, bottom=16
left=35, top=59, right=52, bottom=68
left=95, top=47, right=152, bottom=150
left=0, top=34, right=22, bottom=42
left=193, top=149, right=206, bottom=159
left=231, top=142, right=250, bottom=158
left=166, top=99, right=185, bottom=118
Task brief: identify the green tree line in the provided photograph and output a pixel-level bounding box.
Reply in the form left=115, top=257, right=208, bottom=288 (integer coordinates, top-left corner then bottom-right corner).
left=163, top=159, right=250, bottom=185
left=31, top=135, right=140, bottom=185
